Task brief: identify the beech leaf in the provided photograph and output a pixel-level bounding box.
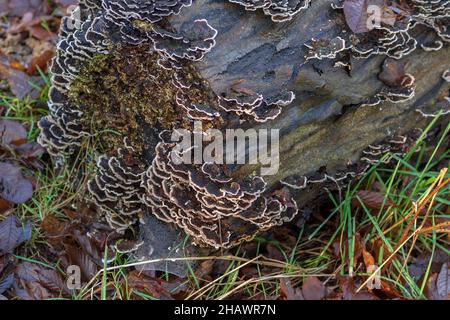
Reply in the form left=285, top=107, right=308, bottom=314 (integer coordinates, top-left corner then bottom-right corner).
left=0, top=215, right=32, bottom=255
left=0, top=162, right=33, bottom=204
left=343, top=0, right=370, bottom=33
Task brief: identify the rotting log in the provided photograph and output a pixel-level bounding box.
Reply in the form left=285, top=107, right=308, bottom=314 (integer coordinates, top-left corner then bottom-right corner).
left=37, top=0, right=450, bottom=273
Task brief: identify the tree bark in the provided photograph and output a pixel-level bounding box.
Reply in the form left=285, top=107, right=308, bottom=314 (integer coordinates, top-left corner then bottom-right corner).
left=168, top=0, right=449, bottom=203
left=48, top=0, right=449, bottom=273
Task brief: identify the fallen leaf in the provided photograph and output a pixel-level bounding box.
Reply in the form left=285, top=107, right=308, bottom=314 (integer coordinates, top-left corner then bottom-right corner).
left=53, top=0, right=78, bottom=13
left=27, top=49, right=53, bottom=75
left=0, top=199, right=11, bottom=215
left=424, top=272, right=447, bottom=300
left=379, top=58, right=411, bottom=87
left=343, top=0, right=370, bottom=33
left=353, top=190, right=396, bottom=210
left=127, top=270, right=175, bottom=300
left=302, top=276, right=326, bottom=300
left=377, top=280, right=403, bottom=299
left=265, top=243, right=284, bottom=261
left=340, top=277, right=379, bottom=300
left=0, top=215, right=32, bottom=255
left=0, top=273, right=14, bottom=295
left=362, top=249, right=376, bottom=270
left=13, top=262, right=69, bottom=300
left=0, top=119, right=28, bottom=148
left=279, top=278, right=304, bottom=300
left=9, top=60, right=27, bottom=72
left=41, top=215, right=69, bottom=238
left=15, top=141, right=46, bottom=158
left=0, top=162, right=33, bottom=204
left=0, top=255, right=15, bottom=295
left=436, top=263, right=449, bottom=300
left=194, top=260, right=214, bottom=280
left=0, top=0, right=49, bottom=17
left=331, top=232, right=364, bottom=268
left=64, top=244, right=98, bottom=283
left=29, top=25, right=54, bottom=41
left=72, top=229, right=106, bottom=266
left=0, top=55, right=43, bottom=99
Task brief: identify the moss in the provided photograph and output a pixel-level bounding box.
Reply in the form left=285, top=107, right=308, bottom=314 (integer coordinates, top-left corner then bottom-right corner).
left=68, top=44, right=219, bottom=165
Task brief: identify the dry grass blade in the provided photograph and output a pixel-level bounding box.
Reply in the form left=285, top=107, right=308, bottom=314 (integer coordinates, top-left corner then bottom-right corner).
left=357, top=168, right=449, bottom=293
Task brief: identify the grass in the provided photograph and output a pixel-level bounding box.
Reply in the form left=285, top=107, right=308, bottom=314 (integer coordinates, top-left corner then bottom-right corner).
left=1, top=80, right=449, bottom=299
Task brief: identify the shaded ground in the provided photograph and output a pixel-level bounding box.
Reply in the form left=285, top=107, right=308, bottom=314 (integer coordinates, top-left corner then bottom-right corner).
left=0, top=0, right=449, bottom=300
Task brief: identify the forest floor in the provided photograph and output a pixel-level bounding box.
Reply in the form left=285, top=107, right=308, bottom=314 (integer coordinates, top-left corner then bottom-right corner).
left=0, top=0, right=449, bottom=300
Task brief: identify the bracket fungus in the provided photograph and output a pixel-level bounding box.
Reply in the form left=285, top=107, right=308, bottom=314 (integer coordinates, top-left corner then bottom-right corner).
left=37, top=0, right=448, bottom=252
left=301, top=0, right=449, bottom=120
left=305, top=0, right=450, bottom=62
left=38, top=0, right=298, bottom=249
left=141, top=132, right=298, bottom=248
left=281, top=129, right=423, bottom=192
left=228, top=0, right=312, bottom=22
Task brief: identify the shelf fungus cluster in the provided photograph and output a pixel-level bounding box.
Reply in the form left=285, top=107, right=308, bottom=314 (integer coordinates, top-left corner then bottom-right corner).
left=305, top=0, right=450, bottom=63
left=228, top=0, right=312, bottom=22
left=38, top=0, right=298, bottom=249
left=328, top=0, right=450, bottom=60
left=303, top=1, right=448, bottom=110
left=281, top=129, right=423, bottom=191
left=141, top=132, right=298, bottom=248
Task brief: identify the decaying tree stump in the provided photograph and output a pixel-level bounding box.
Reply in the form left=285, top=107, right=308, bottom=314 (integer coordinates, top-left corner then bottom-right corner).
left=37, top=0, right=449, bottom=272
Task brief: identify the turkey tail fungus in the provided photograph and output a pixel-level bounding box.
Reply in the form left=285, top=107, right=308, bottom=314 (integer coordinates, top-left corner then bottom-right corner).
left=38, top=0, right=449, bottom=266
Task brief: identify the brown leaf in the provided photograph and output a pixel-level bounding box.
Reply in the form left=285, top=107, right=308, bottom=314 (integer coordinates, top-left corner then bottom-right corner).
left=378, top=280, right=403, bottom=299
left=343, top=0, right=370, bottom=33
left=64, top=244, right=98, bottom=283
left=15, top=141, right=46, bottom=159
left=0, top=162, right=33, bottom=204
left=13, top=262, right=68, bottom=300
left=340, top=277, right=379, bottom=300
left=194, top=260, right=214, bottom=280
left=29, top=25, right=54, bottom=41
left=72, top=229, right=109, bottom=266
left=436, top=263, right=450, bottom=300
left=41, top=215, right=69, bottom=238
left=343, top=0, right=388, bottom=34
left=279, top=278, right=304, bottom=300
left=0, top=199, right=11, bottom=215
left=9, top=60, right=27, bottom=72
left=302, top=276, right=326, bottom=300
left=424, top=273, right=439, bottom=300
left=362, top=249, right=376, bottom=270
left=27, top=49, right=53, bottom=75
left=0, top=255, right=15, bottom=295
left=0, top=54, right=43, bottom=99
left=53, top=0, right=78, bottom=13
left=353, top=190, right=395, bottom=210
left=0, top=215, right=32, bottom=255
left=379, top=58, right=411, bottom=87
left=0, top=0, right=49, bottom=17
left=0, top=119, right=28, bottom=148
left=127, top=270, right=175, bottom=300
left=331, top=232, right=364, bottom=268
left=265, top=243, right=284, bottom=261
